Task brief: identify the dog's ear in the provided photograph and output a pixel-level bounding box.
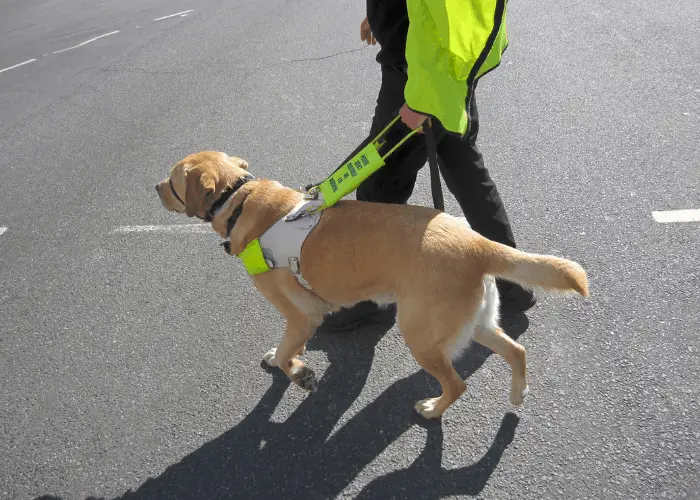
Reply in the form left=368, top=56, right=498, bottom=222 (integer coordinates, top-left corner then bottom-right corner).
left=185, top=166, right=216, bottom=218
left=229, top=155, right=249, bottom=170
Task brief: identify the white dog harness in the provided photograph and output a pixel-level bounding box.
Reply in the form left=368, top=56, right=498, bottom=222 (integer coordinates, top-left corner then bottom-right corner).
left=257, top=199, right=323, bottom=289
left=223, top=198, right=324, bottom=290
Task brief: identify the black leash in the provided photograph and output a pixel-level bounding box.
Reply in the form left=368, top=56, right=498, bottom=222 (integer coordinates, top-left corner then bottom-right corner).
left=423, top=118, right=444, bottom=211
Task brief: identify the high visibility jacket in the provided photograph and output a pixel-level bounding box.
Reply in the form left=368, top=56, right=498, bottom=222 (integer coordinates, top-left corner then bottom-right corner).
left=369, top=0, right=509, bottom=136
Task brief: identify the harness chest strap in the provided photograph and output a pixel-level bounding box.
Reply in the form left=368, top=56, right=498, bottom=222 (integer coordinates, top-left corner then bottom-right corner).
left=235, top=199, right=324, bottom=289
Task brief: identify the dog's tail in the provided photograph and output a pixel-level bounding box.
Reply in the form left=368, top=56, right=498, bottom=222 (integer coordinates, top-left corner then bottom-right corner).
left=480, top=238, right=589, bottom=297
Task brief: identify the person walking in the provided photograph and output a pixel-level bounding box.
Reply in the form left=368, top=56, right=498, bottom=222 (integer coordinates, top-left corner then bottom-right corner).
left=323, top=0, right=535, bottom=332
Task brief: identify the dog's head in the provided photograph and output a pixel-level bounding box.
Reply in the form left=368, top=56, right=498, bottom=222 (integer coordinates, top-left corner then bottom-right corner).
left=155, top=151, right=250, bottom=219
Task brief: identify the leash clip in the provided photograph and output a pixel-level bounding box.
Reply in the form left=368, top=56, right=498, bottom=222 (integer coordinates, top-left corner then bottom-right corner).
left=285, top=198, right=325, bottom=222
left=302, top=184, right=320, bottom=200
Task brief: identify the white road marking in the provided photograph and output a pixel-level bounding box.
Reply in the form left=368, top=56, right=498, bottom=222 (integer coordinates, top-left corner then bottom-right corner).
left=153, top=10, right=194, bottom=21
left=652, top=209, right=700, bottom=223
left=0, top=59, right=37, bottom=74
left=52, top=30, right=120, bottom=54
left=112, top=224, right=210, bottom=234
left=2, top=10, right=195, bottom=74
left=0, top=227, right=7, bottom=236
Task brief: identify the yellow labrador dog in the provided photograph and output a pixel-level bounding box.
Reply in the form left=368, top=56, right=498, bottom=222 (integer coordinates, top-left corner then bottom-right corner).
left=155, top=151, right=589, bottom=419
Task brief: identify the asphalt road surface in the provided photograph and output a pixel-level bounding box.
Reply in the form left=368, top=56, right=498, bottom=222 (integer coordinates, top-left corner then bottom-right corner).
left=1, top=0, right=699, bottom=499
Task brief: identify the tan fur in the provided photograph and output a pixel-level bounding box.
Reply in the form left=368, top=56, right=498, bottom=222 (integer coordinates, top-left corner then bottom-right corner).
left=156, top=151, right=589, bottom=419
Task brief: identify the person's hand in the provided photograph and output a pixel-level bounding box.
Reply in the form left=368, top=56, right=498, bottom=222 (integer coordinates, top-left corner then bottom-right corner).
left=360, top=17, right=376, bottom=45
left=399, top=103, right=427, bottom=132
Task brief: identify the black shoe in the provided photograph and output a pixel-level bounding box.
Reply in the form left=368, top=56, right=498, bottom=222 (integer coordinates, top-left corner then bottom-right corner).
left=320, top=300, right=397, bottom=333
left=497, top=280, right=536, bottom=312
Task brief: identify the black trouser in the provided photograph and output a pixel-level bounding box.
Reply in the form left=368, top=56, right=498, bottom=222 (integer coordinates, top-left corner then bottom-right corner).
left=342, top=65, right=517, bottom=249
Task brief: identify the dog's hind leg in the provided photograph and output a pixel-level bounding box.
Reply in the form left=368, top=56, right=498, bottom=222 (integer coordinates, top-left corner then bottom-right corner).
left=411, top=346, right=467, bottom=419
left=473, top=326, right=528, bottom=405
left=398, top=298, right=475, bottom=419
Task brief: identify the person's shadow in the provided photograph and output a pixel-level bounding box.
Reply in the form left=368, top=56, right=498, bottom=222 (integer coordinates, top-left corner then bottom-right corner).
left=35, top=312, right=529, bottom=500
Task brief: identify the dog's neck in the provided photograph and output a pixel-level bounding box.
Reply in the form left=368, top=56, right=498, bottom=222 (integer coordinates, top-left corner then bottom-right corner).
left=209, top=175, right=255, bottom=220
left=215, top=181, right=303, bottom=256
left=212, top=183, right=253, bottom=240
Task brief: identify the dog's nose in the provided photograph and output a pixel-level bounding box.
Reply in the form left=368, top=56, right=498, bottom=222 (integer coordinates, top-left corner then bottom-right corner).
left=154, top=184, right=159, bottom=192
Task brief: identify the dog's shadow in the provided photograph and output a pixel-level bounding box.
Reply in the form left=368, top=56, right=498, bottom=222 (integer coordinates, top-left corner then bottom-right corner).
left=36, top=312, right=529, bottom=500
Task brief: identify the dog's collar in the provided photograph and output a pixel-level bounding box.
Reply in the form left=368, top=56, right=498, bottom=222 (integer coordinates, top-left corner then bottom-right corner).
left=224, top=203, right=245, bottom=237
left=169, top=175, right=254, bottom=222
left=219, top=201, right=247, bottom=255
left=216, top=177, right=255, bottom=255
left=207, top=175, right=254, bottom=222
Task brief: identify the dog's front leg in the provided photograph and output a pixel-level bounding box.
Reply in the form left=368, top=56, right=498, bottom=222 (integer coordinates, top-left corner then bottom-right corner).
left=253, top=273, right=324, bottom=392
left=262, top=320, right=318, bottom=392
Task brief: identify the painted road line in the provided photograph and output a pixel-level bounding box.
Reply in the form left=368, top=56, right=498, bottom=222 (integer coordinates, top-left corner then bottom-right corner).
left=652, top=209, right=700, bottom=223
left=0, top=59, right=37, bottom=74
left=112, top=224, right=210, bottom=234
left=0, top=227, right=7, bottom=236
left=53, top=31, right=120, bottom=54
left=154, top=10, right=194, bottom=21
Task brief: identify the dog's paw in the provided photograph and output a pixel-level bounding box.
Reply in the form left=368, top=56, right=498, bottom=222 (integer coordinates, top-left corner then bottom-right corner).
left=261, top=348, right=277, bottom=369
left=510, top=384, right=529, bottom=406
left=294, top=366, right=318, bottom=392
left=414, top=397, right=443, bottom=419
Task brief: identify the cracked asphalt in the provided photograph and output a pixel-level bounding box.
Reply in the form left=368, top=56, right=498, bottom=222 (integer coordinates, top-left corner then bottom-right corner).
left=1, top=0, right=698, bottom=499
